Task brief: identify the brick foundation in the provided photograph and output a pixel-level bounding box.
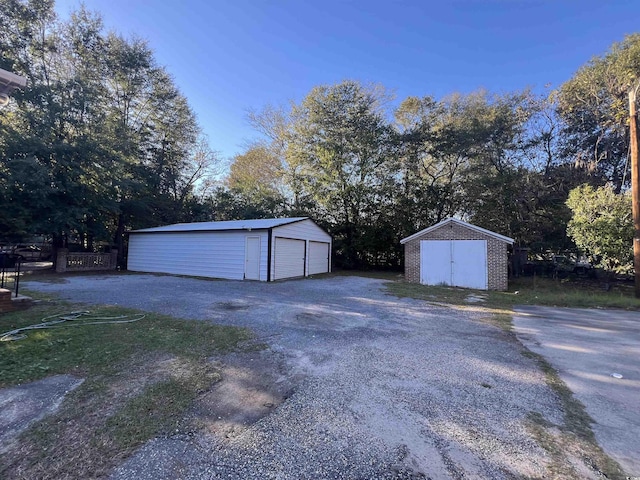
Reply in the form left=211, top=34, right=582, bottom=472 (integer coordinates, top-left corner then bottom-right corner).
left=0, top=288, right=15, bottom=313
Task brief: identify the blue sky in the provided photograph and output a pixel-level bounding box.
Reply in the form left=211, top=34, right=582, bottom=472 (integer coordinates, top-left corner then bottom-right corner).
left=55, top=0, right=640, bottom=160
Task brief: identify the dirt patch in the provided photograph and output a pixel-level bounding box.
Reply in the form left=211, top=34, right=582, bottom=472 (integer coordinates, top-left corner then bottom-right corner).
left=190, top=349, right=298, bottom=440
left=296, top=311, right=339, bottom=326
left=213, top=301, right=253, bottom=311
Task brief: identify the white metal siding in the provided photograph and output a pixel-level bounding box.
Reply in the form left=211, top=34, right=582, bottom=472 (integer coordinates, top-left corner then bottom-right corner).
left=420, top=240, right=488, bottom=290
left=273, top=237, right=306, bottom=280
left=270, top=219, right=332, bottom=279
left=128, top=231, right=268, bottom=281
left=274, top=219, right=332, bottom=243
left=308, top=241, right=330, bottom=275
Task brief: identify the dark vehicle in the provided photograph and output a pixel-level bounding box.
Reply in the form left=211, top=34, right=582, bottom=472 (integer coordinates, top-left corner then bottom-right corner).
left=522, top=254, right=594, bottom=278
left=14, top=245, right=43, bottom=261
left=551, top=255, right=594, bottom=276
left=2, top=245, right=51, bottom=262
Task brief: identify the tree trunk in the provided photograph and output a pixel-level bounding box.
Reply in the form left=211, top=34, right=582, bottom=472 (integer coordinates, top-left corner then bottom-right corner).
left=114, top=213, right=126, bottom=268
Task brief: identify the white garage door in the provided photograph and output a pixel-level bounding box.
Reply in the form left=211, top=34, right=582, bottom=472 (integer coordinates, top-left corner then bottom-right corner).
left=420, top=240, right=487, bottom=290
left=274, top=237, right=305, bottom=280
left=308, top=241, right=330, bottom=275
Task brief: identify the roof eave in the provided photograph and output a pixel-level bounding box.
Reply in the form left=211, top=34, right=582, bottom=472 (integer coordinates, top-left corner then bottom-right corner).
left=128, top=216, right=310, bottom=234
left=400, top=218, right=514, bottom=245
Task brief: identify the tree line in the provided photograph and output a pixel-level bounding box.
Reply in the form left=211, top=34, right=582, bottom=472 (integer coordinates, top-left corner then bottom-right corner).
left=1, top=1, right=638, bottom=271
left=0, top=0, right=221, bottom=258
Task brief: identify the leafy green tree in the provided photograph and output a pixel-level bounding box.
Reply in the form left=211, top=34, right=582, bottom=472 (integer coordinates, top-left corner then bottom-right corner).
left=393, top=90, right=562, bottom=249
left=228, top=144, right=283, bottom=197
left=566, top=184, right=633, bottom=273
left=246, top=104, right=316, bottom=215
left=225, top=144, right=288, bottom=217
left=195, top=187, right=284, bottom=222
left=557, top=34, right=640, bottom=191
left=287, top=80, right=394, bottom=268
left=453, top=91, right=532, bottom=234
left=0, top=1, right=218, bottom=262
left=392, top=95, right=453, bottom=235
left=0, top=1, right=114, bottom=249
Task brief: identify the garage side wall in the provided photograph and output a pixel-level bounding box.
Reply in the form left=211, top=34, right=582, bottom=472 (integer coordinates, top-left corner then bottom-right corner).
left=404, top=224, right=509, bottom=290
left=128, top=231, right=269, bottom=281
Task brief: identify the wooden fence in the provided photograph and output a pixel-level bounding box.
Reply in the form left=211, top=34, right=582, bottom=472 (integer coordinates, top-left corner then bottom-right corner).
left=55, top=249, right=118, bottom=273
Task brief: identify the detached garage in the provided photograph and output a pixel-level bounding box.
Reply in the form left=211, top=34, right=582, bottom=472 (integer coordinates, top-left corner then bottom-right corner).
left=128, top=217, right=331, bottom=281
left=400, top=218, right=514, bottom=291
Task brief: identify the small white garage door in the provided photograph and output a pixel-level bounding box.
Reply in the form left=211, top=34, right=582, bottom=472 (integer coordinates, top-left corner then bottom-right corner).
left=274, top=237, right=305, bottom=280
left=420, top=240, right=487, bottom=290
left=308, top=241, right=330, bottom=275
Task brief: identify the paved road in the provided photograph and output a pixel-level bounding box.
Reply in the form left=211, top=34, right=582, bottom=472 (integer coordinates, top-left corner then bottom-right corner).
left=514, top=306, right=640, bottom=476
left=23, top=274, right=604, bottom=479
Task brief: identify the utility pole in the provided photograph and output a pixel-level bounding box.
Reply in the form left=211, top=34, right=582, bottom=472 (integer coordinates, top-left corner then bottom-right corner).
left=630, top=84, right=640, bottom=297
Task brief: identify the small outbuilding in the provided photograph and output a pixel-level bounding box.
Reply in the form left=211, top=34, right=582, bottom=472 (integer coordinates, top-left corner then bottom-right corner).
left=400, top=218, right=514, bottom=291
left=127, top=217, right=331, bottom=281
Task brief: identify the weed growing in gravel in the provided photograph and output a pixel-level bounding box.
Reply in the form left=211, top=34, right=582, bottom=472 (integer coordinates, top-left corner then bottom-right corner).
left=0, top=300, right=252, bottom=479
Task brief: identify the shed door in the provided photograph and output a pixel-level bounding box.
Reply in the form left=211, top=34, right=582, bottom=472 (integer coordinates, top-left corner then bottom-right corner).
left=273, top=237, right=305, bottom=280
left=420, top=240, right=452, bottom=286
left=245, top=236, right=261, bottom=280
left=308, top=241, right=330, bottom=275
left=420, top=240, right=487, bottom=290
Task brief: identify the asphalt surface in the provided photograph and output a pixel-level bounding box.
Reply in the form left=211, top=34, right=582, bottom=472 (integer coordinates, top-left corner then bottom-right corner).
left=514, top=305, right=640, bottom=476
left=22, top=274, right=585, bottom=479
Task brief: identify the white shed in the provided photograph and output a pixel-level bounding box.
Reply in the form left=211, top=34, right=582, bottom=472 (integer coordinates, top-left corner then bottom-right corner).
left=127, top=217, right=332, bottom=281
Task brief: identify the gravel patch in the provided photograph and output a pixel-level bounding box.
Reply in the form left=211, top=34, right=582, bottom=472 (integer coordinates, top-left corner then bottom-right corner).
left=25, top=275, right=574, bottom=478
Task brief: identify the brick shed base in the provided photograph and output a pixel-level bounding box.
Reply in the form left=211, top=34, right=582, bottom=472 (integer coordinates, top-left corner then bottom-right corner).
left=0, top=288, right=15, bottom=313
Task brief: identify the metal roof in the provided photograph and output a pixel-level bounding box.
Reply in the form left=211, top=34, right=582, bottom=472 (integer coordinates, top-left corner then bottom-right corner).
left=400, top=218, right=514, bottom=244
left=129, top=217, right=309, bottom=234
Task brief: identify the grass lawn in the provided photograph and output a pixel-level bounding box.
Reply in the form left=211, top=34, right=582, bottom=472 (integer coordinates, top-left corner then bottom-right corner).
left=0, top=298, right=252, bottom=479
left=385, top=275, right=640, bottom=311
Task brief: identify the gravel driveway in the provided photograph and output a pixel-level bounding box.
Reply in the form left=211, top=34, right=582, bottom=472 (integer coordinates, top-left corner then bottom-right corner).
left=24, top=274, right=592, bottom=479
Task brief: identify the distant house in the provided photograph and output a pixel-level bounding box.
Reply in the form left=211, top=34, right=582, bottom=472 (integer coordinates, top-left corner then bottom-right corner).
left=128, top=217, right=331, bottom=281
left=401, top=218, right=513, bottom=291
